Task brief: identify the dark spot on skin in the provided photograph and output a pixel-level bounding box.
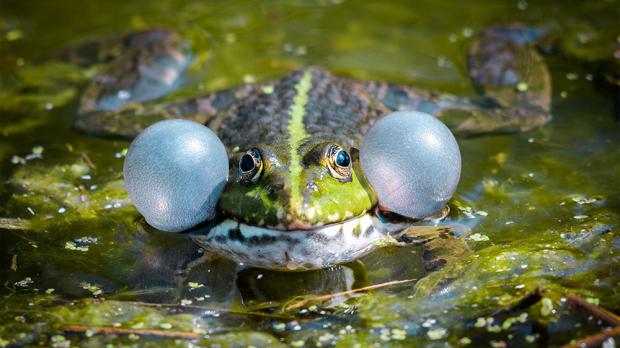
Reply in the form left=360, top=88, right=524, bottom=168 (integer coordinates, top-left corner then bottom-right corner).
left=228, top=227, right=245, bottom=242
left=363, top=224, right=375, bottom=237
left=247, top=234, right=301, bottom=247
left=214, top=235, right=227, bottom=244
left=397, top=233, right=435, bottom=245
left=438, top=228, right=452, bottom=237
left=249, top=234, right=277, bottom=245
left=302, top=146, right=323, bottom=166
left=424, top=258, right=448, bottom=272
left=310, top=232, right=332, bottom=244
left=306, top=181, right=318, bottom=192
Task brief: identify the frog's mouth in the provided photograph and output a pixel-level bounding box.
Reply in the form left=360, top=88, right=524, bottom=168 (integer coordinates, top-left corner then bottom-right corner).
left=190, top=207, right=450, bottom=270
left=192, top=212, right=405, bottom=270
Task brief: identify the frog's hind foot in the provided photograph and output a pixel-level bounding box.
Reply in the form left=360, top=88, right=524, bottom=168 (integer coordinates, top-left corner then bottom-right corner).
left=372, top=25, right=553, bottom=136
left=468, top=26, right=551, bottom=110
left=77, top=29, right=190, bottom=114
left=454, top=25, right=552, bottom=135
left=69, top=30, right=196, bottom=136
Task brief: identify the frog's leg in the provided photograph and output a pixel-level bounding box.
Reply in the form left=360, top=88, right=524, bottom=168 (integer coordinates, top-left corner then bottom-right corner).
left=76, top=30, right=190, bottom=114
left=394, top=225, right=469, bottom=272
left=68, top=29, right=256, bottom=138
left=74, top=83, right=256, bottom=138
left=367, top=25, right=552, bottom=135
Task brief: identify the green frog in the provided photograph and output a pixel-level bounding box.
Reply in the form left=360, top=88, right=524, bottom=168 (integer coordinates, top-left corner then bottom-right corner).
left=67, top=26, right=551, bottom=270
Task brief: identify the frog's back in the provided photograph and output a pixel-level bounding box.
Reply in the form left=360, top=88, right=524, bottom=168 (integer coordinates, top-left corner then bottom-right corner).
left=215, top=67, right=387, bottom=150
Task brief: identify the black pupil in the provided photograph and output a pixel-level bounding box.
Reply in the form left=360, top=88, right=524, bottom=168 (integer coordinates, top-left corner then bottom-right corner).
left=335, top=150, right=350, bottom=167
left=239, top=154, right=255, bottom=172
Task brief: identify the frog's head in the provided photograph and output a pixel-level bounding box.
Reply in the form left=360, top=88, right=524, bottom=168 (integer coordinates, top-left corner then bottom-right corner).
left=218, top=138, right=377, bottom=230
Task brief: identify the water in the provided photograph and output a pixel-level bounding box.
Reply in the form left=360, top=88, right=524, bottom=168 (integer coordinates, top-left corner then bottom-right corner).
left=1, top=0, right=619, bottom=346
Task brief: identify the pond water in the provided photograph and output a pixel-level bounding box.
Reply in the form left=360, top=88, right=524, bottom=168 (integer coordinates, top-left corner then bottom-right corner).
left=1, top=0, right=619, bottom=346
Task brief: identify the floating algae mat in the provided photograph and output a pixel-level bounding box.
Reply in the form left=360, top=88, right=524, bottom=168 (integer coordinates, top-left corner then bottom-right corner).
left=1, top=0, right=619, bottom=346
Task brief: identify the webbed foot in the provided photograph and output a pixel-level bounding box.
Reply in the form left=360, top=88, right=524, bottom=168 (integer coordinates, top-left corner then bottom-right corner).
left=452, top=25, right=552, bottom=134
left=77, top=29, right=190, bottom=113
left=69, top=29, right=256, bottom=138
left=373, top=25, right=553, bottom=135
left=70, top=30, right=198, bottom=136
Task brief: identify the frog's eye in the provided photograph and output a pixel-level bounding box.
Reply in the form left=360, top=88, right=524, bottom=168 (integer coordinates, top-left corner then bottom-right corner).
left=326, top=145, right=352, bottom=181
left=239, top=148, right=263, bottom=184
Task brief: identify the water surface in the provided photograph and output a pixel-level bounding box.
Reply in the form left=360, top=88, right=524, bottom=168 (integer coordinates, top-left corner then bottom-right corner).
left=1, top=0, right=619, bottom=346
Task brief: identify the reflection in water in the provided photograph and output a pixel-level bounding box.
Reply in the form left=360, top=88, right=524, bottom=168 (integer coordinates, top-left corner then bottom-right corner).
left=236, top=265, right=360, bottom=305
left=130, top=220, right=433, bottom=306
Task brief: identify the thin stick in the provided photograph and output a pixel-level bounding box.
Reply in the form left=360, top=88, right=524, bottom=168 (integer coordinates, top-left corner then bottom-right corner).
left=135, top=301, right=295, bottom=320
left=80, top=152, right=96, bottom=169
left=0, top=218, right=31, bottom=230
left=561, top=325, right=620, bottom=348
left=63, top=324, right=200, bottom=339
left=490, top=287, right=545, bottom=318
left=285, top=278, right=417, bottom=311
left=567, top=293, right=620, bottom=327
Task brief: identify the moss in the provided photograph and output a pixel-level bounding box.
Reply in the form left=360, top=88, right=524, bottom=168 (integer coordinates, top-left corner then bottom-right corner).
left=1, top=0, right=620, bottom=347
left=8, top=158, right=134, bottom=230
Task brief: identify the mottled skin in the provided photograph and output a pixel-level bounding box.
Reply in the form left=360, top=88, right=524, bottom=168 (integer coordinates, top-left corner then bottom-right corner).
left=72, top=27, right=551, bottom=141
left=70, top=26, right=550, bottom=227
left=64, top=26, right=551, bottom=269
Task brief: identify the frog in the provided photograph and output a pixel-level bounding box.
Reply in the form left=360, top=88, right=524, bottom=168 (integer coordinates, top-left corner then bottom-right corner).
left=63, top=25, right=551, bottom=271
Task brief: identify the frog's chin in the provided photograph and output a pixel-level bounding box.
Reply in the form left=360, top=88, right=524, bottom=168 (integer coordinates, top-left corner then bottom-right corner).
left=192, top=212, right=405, bottom=271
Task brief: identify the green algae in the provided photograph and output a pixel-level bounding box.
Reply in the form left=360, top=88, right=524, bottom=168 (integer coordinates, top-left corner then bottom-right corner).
left=0, top=295, right=285, bottom=347
left=1, top=0, right=620, bottom=346
left=8, top=158, right=132, bottom=228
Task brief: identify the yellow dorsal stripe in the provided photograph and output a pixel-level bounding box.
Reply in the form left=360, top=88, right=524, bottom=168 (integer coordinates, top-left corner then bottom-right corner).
left=287, top=70, right=313, bottom=214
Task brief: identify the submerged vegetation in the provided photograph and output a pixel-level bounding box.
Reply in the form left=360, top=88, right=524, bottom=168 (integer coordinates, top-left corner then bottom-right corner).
left=1, top=0, right=619, bottom=346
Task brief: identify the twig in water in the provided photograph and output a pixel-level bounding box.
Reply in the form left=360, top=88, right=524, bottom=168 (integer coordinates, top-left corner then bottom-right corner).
left=566, top=293, right=620, bottom=327
left=81, top=152, right=96, bottom=169
left=63, top=325, right=201, bottom=339
left=490, top=287, right=546, bottom=319
left=285, top=278, right=417, bottom=311
left=560, top=325, right=620, bottom=348
left=560, top=293, right=620, bottom=348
